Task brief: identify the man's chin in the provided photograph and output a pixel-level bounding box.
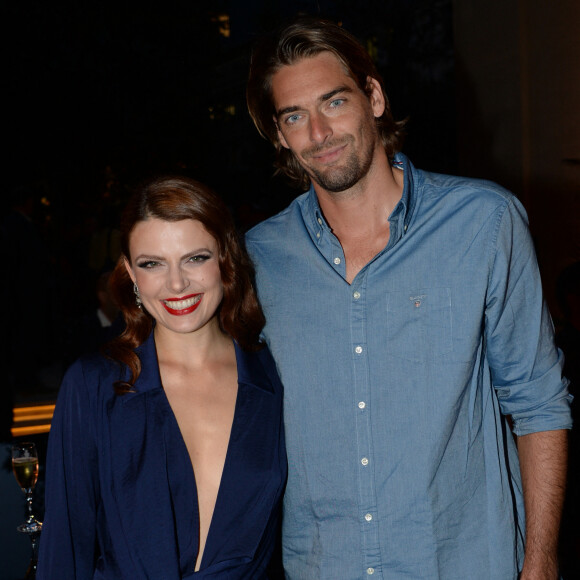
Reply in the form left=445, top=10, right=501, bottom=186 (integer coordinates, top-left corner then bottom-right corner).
left=310, top=170, right=360, bottom=193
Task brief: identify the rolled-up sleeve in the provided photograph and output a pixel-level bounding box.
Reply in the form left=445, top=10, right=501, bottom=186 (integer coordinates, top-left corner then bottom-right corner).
left=485, top=197, right=573, bottom=436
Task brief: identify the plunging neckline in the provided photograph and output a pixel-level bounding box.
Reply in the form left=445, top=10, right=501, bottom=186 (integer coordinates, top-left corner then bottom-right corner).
left=160, top=364, right=240, bottom=574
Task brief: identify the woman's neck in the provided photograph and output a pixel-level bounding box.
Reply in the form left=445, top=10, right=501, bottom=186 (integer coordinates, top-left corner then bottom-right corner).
left=153, top=319, right=232, bottom=370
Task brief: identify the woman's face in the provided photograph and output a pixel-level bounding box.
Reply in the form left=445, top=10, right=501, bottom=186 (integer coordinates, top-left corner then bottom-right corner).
left=125, top=218, right=224, bottom=338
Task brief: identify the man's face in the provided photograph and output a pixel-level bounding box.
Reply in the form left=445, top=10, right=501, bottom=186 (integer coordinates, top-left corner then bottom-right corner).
left=271, top=51, right=385, bottom=193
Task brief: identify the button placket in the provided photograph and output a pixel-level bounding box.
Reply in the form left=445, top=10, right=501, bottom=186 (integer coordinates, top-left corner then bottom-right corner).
left=350, top=271, right=380, bottom=578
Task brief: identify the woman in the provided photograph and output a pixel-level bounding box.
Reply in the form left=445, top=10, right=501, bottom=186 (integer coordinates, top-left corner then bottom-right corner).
left=37, top=177, right=287, bottom=579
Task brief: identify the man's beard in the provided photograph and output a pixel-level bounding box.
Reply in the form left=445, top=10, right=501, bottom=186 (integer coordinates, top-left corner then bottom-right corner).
left=302, top=133, right=376, bottom=193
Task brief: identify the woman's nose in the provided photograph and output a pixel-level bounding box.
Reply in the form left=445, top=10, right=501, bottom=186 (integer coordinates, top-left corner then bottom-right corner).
left=167, top=266, right=189, bottom=294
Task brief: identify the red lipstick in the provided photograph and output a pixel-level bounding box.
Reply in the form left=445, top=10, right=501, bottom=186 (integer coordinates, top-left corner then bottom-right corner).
left=161, top=293, right=202, bottom=316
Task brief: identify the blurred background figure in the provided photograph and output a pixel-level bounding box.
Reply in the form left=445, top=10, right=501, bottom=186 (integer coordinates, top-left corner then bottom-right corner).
left=63, top=270, right=123, bottom=368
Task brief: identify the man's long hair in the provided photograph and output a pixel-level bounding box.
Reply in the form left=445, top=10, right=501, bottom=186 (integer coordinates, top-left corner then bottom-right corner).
left=247, top=16, right=406, bottom=190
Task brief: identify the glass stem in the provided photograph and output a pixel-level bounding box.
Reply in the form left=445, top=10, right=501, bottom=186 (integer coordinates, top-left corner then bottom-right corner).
left=26, top=491, right=33, bottom=518
left=26, top=531, right=40, bottom=579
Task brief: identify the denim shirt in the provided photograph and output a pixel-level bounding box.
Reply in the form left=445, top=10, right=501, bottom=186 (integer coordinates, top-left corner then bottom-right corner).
left=246, top=153, right=572, bottom=580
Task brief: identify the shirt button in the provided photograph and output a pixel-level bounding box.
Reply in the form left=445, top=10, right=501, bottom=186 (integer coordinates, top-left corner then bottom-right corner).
left=365, top=513, right=373, bottom=522
left=367, top=568, right=375, bottom=575
left=361, top=457, right=369, bottom=466
left=317, top=217, right=323, bottom=225
left=358, top=401, right=366, bottom=409
left=333, top=257, right=341, bottom=265
left=355, top=346, right=363, bottom=354
left=353, top=291, right=361, bottom=300
left=316, top=232, right=320, bottom=239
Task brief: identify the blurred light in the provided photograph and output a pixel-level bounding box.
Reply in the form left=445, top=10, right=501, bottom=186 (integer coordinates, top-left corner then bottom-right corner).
left=11, top=403, right=55, bottom=437
left=367, top=37, right=378, bottom=62
left=211, top=13, right=230, bottom=38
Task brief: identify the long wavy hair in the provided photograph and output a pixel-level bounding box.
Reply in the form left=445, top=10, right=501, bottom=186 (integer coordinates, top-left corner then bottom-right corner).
left=108, top=176, right=265, bottom=392
left=247, top=16, right=407, bottom=191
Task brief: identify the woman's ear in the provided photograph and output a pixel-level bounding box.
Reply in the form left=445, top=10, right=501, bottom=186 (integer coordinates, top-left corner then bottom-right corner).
left=123, top=256, right=136, bottom=284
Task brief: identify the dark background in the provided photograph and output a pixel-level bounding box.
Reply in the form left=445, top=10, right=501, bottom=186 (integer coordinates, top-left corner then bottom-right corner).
left=4, top=0, right=456, bottom=215
left=2, top=1, right=578, bottom=578
left=3, top=0, right=458, bottom=369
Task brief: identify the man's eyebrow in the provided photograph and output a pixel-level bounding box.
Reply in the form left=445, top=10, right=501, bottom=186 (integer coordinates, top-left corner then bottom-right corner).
left=275, top=86, right=354, bottom=118
left=276, top=105, right=300, bottom=118
left=320, top=86, right=353, bottom=102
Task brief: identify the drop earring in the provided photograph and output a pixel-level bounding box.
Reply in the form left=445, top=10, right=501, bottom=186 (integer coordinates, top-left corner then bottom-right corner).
left=133, top=283, right=142, bottom=309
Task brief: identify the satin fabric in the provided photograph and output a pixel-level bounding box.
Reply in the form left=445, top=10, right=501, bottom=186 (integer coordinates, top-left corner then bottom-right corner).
left=37, top=332, right=287, bottom=579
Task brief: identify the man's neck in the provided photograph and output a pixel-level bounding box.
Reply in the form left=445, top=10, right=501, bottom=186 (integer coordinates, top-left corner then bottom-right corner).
left=313, top=152, right=404, bottom=283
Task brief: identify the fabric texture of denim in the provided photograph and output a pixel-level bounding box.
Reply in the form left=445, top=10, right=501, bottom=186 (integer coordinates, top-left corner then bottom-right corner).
left=246, top=153, right=572, bottom=580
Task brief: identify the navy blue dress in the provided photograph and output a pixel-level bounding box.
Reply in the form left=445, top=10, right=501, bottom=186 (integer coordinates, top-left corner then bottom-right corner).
left=37, top=333, right=287, bottom=579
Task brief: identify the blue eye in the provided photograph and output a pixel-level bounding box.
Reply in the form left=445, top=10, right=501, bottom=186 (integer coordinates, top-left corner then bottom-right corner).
left=285, top=114, right=301, bottom=125
left=329, top=98, right=344, bottom=108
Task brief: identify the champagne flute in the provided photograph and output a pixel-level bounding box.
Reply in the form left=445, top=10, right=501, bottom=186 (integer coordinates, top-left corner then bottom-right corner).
left=12, top=442, right=42, bottom=534
left=12, top=442, right=42, bottom=579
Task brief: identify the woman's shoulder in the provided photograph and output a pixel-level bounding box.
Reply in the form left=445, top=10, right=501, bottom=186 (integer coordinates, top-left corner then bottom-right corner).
left=67, top=349, right=125, bottom=376
left=235, top=342, right=283, bottom=393
left=61, top=351, right=128, bottom=399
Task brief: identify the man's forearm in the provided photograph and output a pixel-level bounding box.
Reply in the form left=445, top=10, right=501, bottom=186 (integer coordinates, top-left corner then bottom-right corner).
left=517, top=429, right=568, bottom=580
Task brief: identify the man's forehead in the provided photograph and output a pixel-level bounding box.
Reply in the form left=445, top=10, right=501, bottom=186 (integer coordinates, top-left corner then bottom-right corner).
left=271, top=52, right=356, bottom=109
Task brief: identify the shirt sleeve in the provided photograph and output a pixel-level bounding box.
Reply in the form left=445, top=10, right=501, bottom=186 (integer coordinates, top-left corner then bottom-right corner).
left=484, top=196, right=573, bottom=436
left=37, top=359, right=100, bottom=579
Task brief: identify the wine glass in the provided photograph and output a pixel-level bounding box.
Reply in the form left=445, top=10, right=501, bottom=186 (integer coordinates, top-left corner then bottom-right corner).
left=12, top=442, right=42, bottom=579
left=12, top=442, right=42, bottom=533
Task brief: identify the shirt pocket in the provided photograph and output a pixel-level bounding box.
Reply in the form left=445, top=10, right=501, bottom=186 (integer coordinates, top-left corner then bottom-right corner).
left=386, top=287, right=452, bottom=362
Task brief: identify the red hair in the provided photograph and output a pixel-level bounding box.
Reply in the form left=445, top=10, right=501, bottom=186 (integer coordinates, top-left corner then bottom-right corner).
left=107, top=176, right=265, bottom=392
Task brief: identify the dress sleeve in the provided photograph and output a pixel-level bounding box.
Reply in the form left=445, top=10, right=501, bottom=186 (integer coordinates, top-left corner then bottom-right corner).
left=484, top=196, right=573, bottom=436
left=37, top=359, right=100, bottom=579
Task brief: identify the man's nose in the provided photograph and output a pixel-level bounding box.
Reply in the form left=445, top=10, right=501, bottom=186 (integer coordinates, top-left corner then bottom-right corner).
left=309, top=113, right=332, bottom=143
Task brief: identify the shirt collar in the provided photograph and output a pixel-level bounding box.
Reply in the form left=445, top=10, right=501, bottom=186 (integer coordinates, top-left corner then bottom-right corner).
left=390, top=152, right=417, bottom=244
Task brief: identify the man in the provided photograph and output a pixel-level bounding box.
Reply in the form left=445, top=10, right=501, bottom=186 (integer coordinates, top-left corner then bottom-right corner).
left=245, top=17, right=572, bottom=580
